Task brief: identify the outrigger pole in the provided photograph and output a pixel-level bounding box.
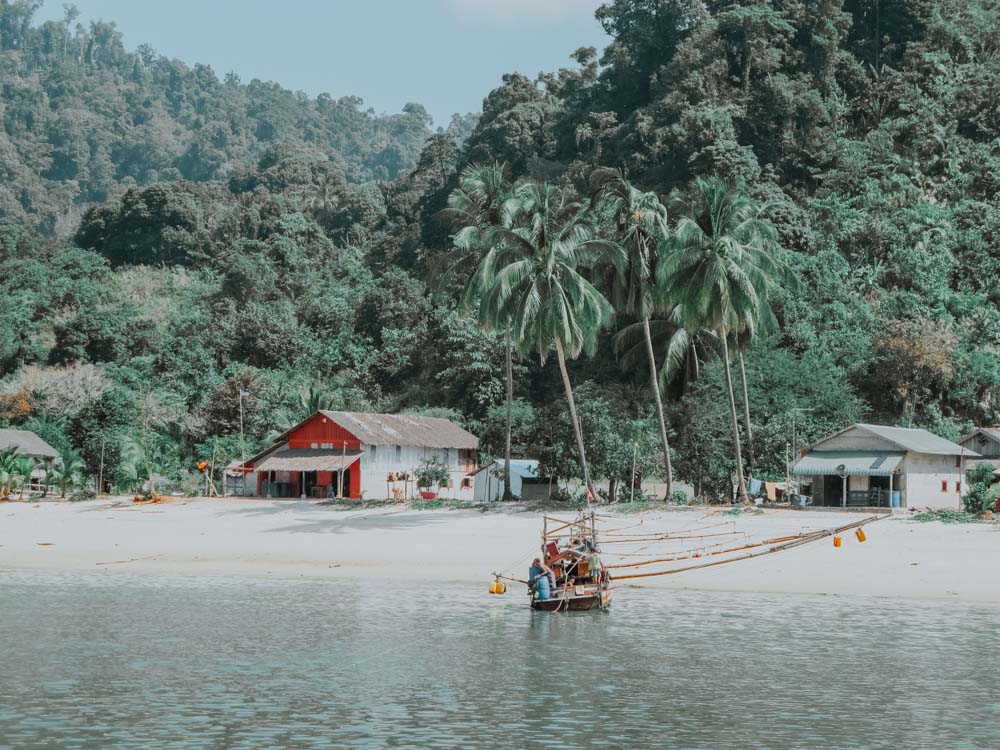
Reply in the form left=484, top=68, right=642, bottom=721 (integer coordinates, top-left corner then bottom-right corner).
left=610, top=515, right=883, bottom=581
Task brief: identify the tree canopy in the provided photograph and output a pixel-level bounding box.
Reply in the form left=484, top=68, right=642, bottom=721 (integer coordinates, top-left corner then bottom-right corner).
left=2, top=0, right=1000, bottom=498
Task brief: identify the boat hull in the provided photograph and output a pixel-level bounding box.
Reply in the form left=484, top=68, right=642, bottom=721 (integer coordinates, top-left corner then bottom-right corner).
left=531, top=588, right=612, bottom=612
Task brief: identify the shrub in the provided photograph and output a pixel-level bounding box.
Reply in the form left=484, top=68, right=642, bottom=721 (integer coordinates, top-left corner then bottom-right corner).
left=963, top=462, right=996, bottom=515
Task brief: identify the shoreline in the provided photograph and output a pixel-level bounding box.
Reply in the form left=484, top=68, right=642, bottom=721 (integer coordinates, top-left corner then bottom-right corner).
left=2, top=498, right=998, bottom=603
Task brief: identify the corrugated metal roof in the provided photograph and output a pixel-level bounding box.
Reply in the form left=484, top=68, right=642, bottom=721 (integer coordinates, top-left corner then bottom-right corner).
left=472, top=459, right=539, bottom=478
left=793, top=451, right=903, bottom=477
left=855, top=424, right=978, bottom=456
left=811, top=423, right=978, bottom=457
left=0, top=429, right=59, bottom=459
left=960, top=427, right=1000, bottom=445
left=319, top=411, right=478, bottom=450
left=256, top=449, right=363, bottom=473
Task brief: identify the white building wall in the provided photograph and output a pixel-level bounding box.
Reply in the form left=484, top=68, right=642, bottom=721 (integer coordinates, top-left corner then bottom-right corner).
left=901, top=453, right=964, bottom=509
left=358, top=443, right=475, bottom=501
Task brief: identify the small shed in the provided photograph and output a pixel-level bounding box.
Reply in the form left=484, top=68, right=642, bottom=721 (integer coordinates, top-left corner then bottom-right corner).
left=472, top=459, right=547, bottom=501
left=0, top=428, right=60, bottom=483
left=792, top=423, right=976, bottom=510
left=959, top=427, right=1000, bottom=471
left=0, top=428, right=59, bottom=465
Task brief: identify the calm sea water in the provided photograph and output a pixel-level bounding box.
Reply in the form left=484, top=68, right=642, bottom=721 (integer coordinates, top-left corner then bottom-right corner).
left=1, top=570, right=998, bottom=750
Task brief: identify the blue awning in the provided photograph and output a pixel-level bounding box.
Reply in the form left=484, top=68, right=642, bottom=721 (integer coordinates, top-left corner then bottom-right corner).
left=792, top=452, right=903, bottom=477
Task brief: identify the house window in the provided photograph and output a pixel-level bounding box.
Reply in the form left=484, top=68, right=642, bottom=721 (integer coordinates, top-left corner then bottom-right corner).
left=371, top=445, right=377, bottom=462
left=940, top=480, right=948, bottom=493
left=461, top=478, right=473, bottom=490
left=320, top=443, right=333, bottom=449
left=311, top=443, right=319, bottom=449
left=395, top=445, right=402, bottom=461
left=955, top=455, right=961, bottom=468
left=955, top=481, right=961, bottom=493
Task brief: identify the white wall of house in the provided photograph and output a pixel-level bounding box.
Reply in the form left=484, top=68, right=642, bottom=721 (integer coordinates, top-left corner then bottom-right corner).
left=357, top=443, right=475, bottom=500
left=901, top=453, right=965, bottom=509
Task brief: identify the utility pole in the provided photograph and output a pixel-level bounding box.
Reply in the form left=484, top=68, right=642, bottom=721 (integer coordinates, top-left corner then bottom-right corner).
left=238, top=389, right=247, bottom=464
left=338, top=441, right=347, bottom=499
left=788, top=408, right=815, bottom=497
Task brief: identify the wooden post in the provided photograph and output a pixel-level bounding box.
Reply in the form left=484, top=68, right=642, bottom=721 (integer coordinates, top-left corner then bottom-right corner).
left=339, top=441, right=347, bottom=499
left=630, top=443, right=637, bottom=504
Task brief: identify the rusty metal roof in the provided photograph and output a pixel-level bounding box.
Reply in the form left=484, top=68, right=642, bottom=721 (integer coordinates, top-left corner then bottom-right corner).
left=256, top=448, right=363, bottom=473
left=319, top=411, right=478, bottom=449
left=0, top=429, right=60, bottom=460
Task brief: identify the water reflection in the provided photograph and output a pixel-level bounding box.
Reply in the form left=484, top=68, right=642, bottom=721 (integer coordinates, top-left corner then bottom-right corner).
left=1, top=570, right=998, bottom=749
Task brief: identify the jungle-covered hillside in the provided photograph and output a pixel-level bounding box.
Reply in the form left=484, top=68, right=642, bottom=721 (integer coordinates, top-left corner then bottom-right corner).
left=2, top=0, right=1000, bottom=499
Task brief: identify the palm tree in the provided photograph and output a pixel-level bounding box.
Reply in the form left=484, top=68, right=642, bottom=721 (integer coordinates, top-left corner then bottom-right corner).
left=614, top=309, right=716, bottom=401
left=49, top=450, right=87, bottom=499
left=13, top=456, right=37, bottom=501
left=482, top=182, right=624, bottom=503
left=304, top=175, right=341, bottom=224
left=592, top=168, right=674, bottom=500
left=660, top=176, right=785, bottom=504
left=441, top=162, right=518, bottom=501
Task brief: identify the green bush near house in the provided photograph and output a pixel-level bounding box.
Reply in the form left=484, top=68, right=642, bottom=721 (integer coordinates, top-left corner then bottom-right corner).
left=962, top=463, right=996, bottom=515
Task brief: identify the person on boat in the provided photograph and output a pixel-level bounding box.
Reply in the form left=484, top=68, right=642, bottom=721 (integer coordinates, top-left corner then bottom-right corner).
left=529, top=558, right=554, bottom=600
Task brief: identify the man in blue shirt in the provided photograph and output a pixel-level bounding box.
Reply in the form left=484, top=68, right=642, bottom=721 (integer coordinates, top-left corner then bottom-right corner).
left=529, top=558, right=554, bottom=600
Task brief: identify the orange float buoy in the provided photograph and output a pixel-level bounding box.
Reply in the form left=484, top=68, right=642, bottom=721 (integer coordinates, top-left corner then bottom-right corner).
left=496, top=582, right=506, bottom=595
left=855, top=529, right=867, bottom=543
left=833, top=535, right=842, bottom=548
left=489, top=581, right=498, bottom=594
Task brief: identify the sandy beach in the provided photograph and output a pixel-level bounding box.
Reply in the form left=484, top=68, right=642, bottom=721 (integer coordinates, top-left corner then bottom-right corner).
left=2, top=498, right=998, bottom=603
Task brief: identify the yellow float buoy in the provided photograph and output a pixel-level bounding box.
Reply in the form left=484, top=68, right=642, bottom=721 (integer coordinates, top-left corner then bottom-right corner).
left=833, top=535, right=842, bottom=548
left=489, top=581, right=498, bottom=594
left=855, top=528, right=867, bottom=543
left=496, top=582, right=506, bottom=595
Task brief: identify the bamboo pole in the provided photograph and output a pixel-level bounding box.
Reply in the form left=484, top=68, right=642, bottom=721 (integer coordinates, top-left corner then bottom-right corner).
left=610, top=516, right=883, bottom=581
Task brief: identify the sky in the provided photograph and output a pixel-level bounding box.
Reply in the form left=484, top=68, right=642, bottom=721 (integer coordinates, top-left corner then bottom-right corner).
left=37, top=0, right=611, bottom=128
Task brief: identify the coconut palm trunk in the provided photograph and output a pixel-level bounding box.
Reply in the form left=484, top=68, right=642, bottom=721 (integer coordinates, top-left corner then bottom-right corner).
left=737, top=348, right=753, bottom=469
left=502, top=328, right=514, bottom=501
left=642, top=316, right=673, bottom=501
left=555, top=339, right=596, bottom=503
left=721, top=335, right=750, bottom=504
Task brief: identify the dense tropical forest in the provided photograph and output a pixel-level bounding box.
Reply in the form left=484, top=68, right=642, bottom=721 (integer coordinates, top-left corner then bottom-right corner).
left=2, top=0, right=1000, bottom=501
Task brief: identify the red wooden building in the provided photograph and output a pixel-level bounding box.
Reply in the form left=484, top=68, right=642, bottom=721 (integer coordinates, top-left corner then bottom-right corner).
left=240, top=411, right=479, bottom=500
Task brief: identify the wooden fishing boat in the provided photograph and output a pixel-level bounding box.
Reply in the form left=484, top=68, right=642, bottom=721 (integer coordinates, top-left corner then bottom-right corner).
left=491, top=507, right=885, bottom=612
left=529, top=513, right=611, bottom=611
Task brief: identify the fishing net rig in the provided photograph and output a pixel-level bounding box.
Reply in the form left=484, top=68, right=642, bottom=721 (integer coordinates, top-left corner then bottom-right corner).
left=491, top=509, right=884, bottom=589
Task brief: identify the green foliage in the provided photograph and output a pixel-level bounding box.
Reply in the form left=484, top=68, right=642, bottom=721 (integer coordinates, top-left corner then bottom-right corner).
left=962, top=462, right=997, bottom=515
left=414, top=459, right=450, bottom=491
left=3, top=0, right=1000, bottom=502
left=911, top=509, right=984, bottom=524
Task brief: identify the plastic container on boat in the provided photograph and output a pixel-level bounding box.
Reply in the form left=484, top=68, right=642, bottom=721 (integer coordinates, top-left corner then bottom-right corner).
left=535, top=575, right=551, bottom=601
